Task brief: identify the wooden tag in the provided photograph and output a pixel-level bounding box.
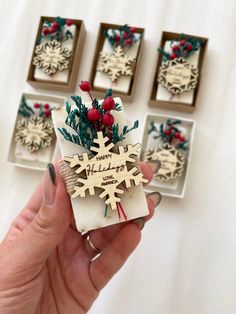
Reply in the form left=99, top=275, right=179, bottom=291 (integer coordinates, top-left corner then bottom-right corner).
left=64, top=131, right=147, bottom=210
left=158, top=57, right=199, bottom=95
left=15, top=115, right=53, bottom=153
left=97, top=45, right=135, bottom=82
left=33, top=40, right=71, bottom=75
left=145, top=143, right=185, bottom=181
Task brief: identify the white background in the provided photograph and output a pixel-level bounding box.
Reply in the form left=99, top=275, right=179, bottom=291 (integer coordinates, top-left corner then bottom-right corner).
left=1, top=0, right=236, bottom=313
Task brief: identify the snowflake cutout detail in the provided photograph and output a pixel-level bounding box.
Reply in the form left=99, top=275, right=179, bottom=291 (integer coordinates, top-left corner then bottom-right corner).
left=33, top=40, right=71, bottom=75
left=97, top=46, right=135, bottom=82
left=64, top=132, right=147, bottom=210
left=15, top=115, right=54, bottom=153
left=145, top=143, right=185, bottom=181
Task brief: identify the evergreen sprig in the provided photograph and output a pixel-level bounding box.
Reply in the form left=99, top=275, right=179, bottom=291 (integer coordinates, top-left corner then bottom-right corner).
left=58, top=91, right=139, bottom=150
left=159, top=34, right=202, bottom=62
left=104, top=24, right=141, bottom=50
left=18, top=96, right=35, bottom=118
left=37, top=16, right=73, bottom=44
left=148, top=119, right=188, bottom=151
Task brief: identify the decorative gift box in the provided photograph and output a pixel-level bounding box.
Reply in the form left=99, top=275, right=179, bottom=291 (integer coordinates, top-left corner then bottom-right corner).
left=52, top=82, right=149, bottom=233
left=27, top=16, right=85, bottom=92
left=149, top=31, right=208, bottom=113
left=89, top=23, right=144, bottom=102
left=7, top=93, right=64, bottom=171
left=141, top=113, right=195, bottom=198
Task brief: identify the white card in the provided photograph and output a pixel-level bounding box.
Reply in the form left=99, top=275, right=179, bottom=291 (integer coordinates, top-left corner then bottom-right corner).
left=94, top=30, right=141, bottom=94
left=156, top=40, right=200, bottom=105
left=52, top=97, right=149, bottom=233
left=33, top=25, right=76, bottom=83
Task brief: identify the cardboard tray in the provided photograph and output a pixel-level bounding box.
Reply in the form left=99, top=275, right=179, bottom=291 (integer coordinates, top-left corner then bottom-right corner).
left=149, top=31, right=208, bottom=113
left=89, top=22, right=144, bottom=102
left=27, top=16, right=85, bottom=92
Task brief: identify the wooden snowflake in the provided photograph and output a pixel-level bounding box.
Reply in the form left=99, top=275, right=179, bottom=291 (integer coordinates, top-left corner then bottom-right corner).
left=97, top=45, right=135, bottom=82
left=15, top=115, right=54, bottom=153
left=33, top=39, right=71, bottom=75
left=64, top=131, right=147, bottom=210
left=158, top=57, right=199, bottom=95
left=145, top=143, right=185, bottom=181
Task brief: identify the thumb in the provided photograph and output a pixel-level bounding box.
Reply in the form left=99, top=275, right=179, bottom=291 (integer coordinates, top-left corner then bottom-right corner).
left=19, top=162, right=73, bottom=262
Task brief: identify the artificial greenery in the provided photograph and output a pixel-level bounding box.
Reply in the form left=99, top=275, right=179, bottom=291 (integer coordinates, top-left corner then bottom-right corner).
left=58, top=91, right=139, bottom=150
left=159, top=34, right=202, bottom=62
left=104, top=24, right=141, bottom=50
left=37, top=16, right=73, bottom=44
left=148, top=119, right=189, bottom=151
left=18, top=96, right=35, bottom=117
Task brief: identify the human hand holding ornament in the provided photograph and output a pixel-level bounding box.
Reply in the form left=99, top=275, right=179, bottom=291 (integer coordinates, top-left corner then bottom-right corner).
left=0, top=160, right=161, bottom=313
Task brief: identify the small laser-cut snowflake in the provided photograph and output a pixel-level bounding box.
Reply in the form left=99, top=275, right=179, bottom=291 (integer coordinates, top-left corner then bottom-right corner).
left=33, top=39, right=71, bottom=75
left=97, top=46, right=135, bottom=82
left=15, top=115, right=53, bottom=153
left=64, top=131, right=147, bottom=210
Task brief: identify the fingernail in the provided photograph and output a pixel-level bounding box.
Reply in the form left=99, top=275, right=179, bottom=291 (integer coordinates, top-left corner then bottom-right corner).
left=146, top=161, right=161, bottom=174
left=43, top=163, right=56, bottom=206
left=133, top=218, right=145, bottom=230
left=147, top=192, right=162, bottom=207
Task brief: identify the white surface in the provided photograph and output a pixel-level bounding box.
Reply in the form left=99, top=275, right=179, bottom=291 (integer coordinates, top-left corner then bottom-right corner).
left=156, top=40, right=200, bottom=105
left=52, top=98, right=148, bottom=233
left=0, top=1, right=236, bottom=314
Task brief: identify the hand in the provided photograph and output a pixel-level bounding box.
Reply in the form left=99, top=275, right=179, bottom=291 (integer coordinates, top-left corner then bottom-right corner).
left=0, top=161, right=161, bottom=314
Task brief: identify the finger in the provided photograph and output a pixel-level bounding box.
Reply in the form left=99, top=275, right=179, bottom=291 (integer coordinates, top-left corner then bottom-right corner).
left=84, top=191, right=162, bottom=259
left=17, top=162, right=73, bottom=263
left=140, top=161, right=161, bottom=186
left=89, top=223, right=141, bottom=291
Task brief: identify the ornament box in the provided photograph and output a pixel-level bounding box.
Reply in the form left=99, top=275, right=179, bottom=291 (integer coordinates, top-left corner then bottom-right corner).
left=27, top=16, right=85, bottom=92
left=149, top=31, right=208, bottom=113
left=141, top=113, right=196, bottom=198
left=7, top=93, right=65, bottom=171
left=89, top=22, right=145, bottom=102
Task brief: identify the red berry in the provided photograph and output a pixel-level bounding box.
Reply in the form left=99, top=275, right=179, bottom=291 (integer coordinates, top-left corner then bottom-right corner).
left=170, top=53, right=177, bottom=60
left=130, top=27, right=136, bottom=33
left=52, top=22, right=59, bottom=30
left=174, top=132, right=180, bottom=139
left=34, top=103, right=40, bottom=109
left=179, top=135, right=185, bottom=142
left=44, top=103, right=50, bottom=110
left=172, top=45, right=180, bottom=52
left=114, top=35, right=121, bottom=42
left=66, top=19, right=72, bottom=26
left=87, top=108, right=101, bottom=122
left=79, top=81, right=91, bottom=92
left=165, top=129, right=171, bottom=136
left=102, top=112, right=114, bottom=126
left=42, top=28, right=49, bottom=35
left=45, top=109, right=51, bottom=117
left=102, top=97, right=115, bottom=111
left=125, top=38, right=132, bottom=45
left=123, top=31, right=128, bottom=38
left=48, top=27, right=55, bottom=33
left=185, top=43, right=192, bottom=51
left=180, top=39, right=186, bottom=46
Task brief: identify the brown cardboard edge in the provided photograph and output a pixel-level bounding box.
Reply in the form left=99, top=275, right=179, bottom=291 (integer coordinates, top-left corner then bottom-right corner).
left=89, top=22, right=145, bottom=102
left=149, top=31, right=209, bottom=113
left=27, top=17, right=86, bottom=92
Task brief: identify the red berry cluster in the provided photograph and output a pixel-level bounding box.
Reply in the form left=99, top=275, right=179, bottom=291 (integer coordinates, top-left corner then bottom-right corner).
left=164, top=124, right=185, bottom=142
left=79, top=81, right=115, bottom=137
left=114, top=26, right=136, bottom=47
left=42, top=19, right=72, bottom=36
left=169, top=39, right=193, bottom=60
left=34, top=102, right=51, bottom=117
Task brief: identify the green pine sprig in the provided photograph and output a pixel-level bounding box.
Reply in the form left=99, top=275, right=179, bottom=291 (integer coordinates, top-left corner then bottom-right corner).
left=18, top=95, right=35, bottom=118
